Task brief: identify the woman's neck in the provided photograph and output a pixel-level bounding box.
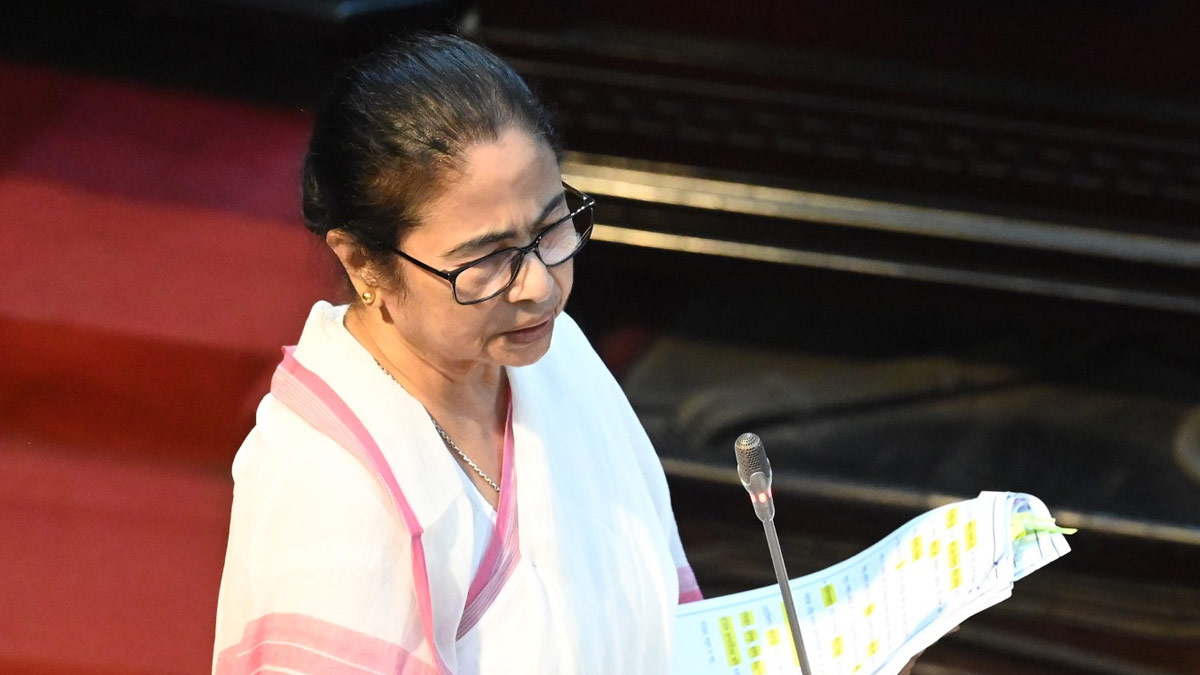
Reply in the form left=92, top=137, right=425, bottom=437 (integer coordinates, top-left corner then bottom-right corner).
left=343, top=303, right=507, bottom=425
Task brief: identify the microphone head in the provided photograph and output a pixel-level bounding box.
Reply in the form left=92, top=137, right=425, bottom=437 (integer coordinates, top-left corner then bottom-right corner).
left=734, top=432, right=771, bottom=486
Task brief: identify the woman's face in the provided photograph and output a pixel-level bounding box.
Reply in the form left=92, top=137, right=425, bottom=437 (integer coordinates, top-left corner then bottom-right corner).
left=380, top=127, right=574, bottom=372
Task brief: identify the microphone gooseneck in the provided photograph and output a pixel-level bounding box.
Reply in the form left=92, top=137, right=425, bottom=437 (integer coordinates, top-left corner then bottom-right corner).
left=734, top=432, right=813, bottom=675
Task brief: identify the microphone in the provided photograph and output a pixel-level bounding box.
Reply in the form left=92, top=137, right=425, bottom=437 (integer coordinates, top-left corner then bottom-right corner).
left=735, top=432, right=775, bottom=522
left=734, top=433, right=813, bottom=675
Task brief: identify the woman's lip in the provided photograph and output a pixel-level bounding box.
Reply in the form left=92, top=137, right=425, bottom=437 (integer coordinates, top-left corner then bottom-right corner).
left=504, top=317, right=553, bottom=343
left=511, top=317, right=551, bottom=332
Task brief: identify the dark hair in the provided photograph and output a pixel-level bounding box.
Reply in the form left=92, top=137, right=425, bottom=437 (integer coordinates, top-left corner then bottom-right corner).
left=301, top=33, right=561, bottom=279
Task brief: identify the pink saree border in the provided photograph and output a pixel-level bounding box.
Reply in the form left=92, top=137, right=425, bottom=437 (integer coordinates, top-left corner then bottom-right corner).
left=457, top=399, right=520, bottom=639
left=678, top=565, right=704, bottom=604
left=215, top=612, right=438, bottom=675
left=270, top=347, right=450, bottom=674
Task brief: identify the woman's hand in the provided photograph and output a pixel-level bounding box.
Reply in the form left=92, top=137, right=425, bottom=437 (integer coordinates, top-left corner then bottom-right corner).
left=897, top=652, right=923, bottom=675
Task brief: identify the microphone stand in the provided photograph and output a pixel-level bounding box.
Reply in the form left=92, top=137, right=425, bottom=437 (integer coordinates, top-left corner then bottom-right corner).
left=764, top=518, right=813, bottom=675
left=736, top=433, right=814, bottom=675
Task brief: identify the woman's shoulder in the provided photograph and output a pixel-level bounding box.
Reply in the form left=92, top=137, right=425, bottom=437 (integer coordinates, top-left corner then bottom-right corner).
left=231, top=394, right=394, bottom=530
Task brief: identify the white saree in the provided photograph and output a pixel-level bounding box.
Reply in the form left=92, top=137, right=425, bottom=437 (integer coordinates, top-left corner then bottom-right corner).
left=212, top=302, right=701, bottom=674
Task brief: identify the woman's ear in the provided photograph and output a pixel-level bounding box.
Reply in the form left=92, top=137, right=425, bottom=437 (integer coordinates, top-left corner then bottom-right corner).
left=325, top=229, right=373, bottom=295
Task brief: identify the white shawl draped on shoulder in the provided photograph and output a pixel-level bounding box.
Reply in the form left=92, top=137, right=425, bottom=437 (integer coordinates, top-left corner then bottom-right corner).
left=212, top=302, right=700, bottom=674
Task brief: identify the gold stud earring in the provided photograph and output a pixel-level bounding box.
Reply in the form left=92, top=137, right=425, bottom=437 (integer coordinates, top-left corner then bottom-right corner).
left=361, top=289, right=376, bottom=304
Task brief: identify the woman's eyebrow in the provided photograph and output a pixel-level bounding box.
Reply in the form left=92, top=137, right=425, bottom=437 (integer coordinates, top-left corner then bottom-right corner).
left=442, top=192, right=567, bottom=259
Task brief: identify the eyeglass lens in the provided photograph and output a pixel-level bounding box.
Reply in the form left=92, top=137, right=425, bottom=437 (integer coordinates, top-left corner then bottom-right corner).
left=453, top=192, right=594, bottom=303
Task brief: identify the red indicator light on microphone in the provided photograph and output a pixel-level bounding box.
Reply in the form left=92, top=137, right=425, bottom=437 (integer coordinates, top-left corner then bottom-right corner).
left=757, top=493, right=768, bottom=503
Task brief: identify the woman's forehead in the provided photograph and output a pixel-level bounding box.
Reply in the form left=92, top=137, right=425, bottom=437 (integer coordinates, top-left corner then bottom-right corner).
left=415, top=130, right=563, bottom=238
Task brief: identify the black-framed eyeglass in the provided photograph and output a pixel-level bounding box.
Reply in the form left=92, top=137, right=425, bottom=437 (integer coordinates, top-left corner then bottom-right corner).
left=388, top=182, right=596, bottom=305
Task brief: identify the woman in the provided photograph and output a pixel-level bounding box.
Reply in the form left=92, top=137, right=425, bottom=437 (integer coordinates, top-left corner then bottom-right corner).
left=212, top=33, right=701, bottom=674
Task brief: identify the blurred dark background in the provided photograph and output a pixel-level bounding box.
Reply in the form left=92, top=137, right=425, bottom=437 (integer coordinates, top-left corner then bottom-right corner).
left=2, top=1, right=1198, bottom=673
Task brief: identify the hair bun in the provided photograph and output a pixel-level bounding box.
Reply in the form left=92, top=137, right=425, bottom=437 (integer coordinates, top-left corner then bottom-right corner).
left=300, top=154, right=334, bottom=236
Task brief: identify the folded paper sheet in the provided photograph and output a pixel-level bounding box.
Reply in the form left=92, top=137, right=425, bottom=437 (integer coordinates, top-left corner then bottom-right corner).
left=672, top=492, right=1073, bottom=675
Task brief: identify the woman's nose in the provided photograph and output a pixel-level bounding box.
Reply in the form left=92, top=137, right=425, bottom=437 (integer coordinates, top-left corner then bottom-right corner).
left=507, top=251, right=555, bottom=304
